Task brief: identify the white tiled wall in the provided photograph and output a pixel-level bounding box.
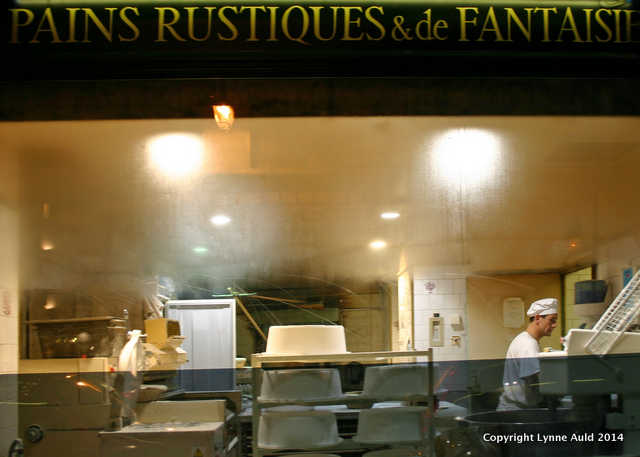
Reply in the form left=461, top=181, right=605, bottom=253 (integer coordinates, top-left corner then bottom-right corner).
left=413, top=275, right=468, bottom=361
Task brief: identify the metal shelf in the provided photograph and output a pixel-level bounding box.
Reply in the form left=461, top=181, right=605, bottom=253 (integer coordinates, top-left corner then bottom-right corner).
left=250, top=350, right=435, bottom=457
left=251, top=350, right=432, bottom=368
left=585, top=270, right=640, bottom=356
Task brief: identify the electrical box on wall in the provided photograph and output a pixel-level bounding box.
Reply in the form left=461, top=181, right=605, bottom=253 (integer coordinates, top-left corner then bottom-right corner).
left=429, top=314, right=444, bottom=347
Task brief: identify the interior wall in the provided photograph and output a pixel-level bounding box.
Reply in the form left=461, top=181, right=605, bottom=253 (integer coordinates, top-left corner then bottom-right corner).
left=563, top=267, right=594, bottom=331
left=0, top=203, right=19, bottom=449
left=595, top=232, right=640, bottom=325
left=341, top=291, right=389, bottom=352
left=467, top=273, right=562, bottom=361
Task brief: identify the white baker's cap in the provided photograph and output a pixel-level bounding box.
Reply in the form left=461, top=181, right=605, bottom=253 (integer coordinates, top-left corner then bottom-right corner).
left=526, top=298, right=559, bottom=317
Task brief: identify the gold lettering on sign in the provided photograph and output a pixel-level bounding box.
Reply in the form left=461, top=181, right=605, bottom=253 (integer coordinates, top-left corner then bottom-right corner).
left=119, top=7, right=140, bottom=42
left=434, top=20, right=448, bottom=40
left=556, top=8, right=583, bottom=42
left=457, top=7, right=479, bottom=42
left=82, top=8, right=117, bottom=43
left=30, top=8, right=62, bottom=43
left=583, top=9, right=593, bottom=43
left=624, top=10, right=638, bottom=42
left=478, top=6, right=505, bottom=41
left=416, top=9, right=448, bottom=41
left=595, top=9, right=612, bottom=42
left=416, top=9, right=434, bottom=40
left=9, top=9, right=35, bottom=44
left=613, top=9, right=624, bottom=42
left=65, top=8, right=79, bottom=43
left=282, top=6, right=310, bottom=44
left=186, top=7, right=216, bottom=41
left=534, top=7, right=557, bottom=42
left=311, top=7, right=337, bottom=41
left=267, top=6, right=279, bottom=41
left=342, top=7, right=364, bottom=41
left=155, top=7, right=186, bottom=42
left=505, top=7, right=532, bottom=42
left=218, top=6, right=239, bottom=41
left=240, top=6, right=266, bottom=41
left=365, top=6, right=385, bottom=41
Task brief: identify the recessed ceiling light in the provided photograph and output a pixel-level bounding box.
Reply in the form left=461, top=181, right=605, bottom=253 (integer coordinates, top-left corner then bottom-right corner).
left=147, top=133, right=204, bottom=177
left=369, top=240, right=387, bottom=250
left=210, top=214, right=231, bottom=226
left=380, top=211, right=400, bottom=220
left=193, top=246, right=209, bottom=254
left=432, top=128, right=501, bottom=187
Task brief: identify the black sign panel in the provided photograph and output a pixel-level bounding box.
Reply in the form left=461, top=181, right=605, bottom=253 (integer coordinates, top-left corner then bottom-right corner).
left=3, top=1, right=640, bottom=78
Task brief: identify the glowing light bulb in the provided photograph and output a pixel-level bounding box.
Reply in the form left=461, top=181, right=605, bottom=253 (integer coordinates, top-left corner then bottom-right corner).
left=212, top=104, right=235, bottom=131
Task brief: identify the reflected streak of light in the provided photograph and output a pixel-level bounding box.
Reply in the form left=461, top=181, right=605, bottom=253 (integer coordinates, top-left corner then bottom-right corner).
left=76, top=380, right=102, bottom=392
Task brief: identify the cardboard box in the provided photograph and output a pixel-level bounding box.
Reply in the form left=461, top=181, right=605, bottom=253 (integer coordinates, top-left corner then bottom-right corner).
left=144, top=318, right=180, bottom=347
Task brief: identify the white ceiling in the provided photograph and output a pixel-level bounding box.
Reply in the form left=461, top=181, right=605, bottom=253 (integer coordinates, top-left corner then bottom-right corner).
left=1, top=116, right=639, bottom=292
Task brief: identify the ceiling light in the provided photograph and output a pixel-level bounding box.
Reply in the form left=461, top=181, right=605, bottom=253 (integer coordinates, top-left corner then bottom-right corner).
left=380, top=211, right=400, bottom=220
left=432, top=128, right=501, bottom=187
left=193, top=246, right=209, bottom=254
left=210, top=214, right=231, bottom=226
left=147, top=133, right=204, bottom=177
left=369, top=240, right=387, bottom=250
left=212, top=104, right=235, bottom=131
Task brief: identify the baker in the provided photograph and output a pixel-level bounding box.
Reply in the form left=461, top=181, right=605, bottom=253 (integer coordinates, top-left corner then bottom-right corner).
left=497, top=298, right=559, bottom=411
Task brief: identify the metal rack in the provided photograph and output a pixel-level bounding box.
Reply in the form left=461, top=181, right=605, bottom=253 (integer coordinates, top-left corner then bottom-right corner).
left=250, top=350, right=435, bottom=457
left=585, top=270, right=640, bottom=356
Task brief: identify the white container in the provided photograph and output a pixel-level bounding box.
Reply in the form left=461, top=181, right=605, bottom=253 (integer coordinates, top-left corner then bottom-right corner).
left=259, top=368, right=343, bottom=401
left=265, top=325, right=347, bottom=355
left=258, top=410, right=343, bottom=450
left=362, top=364, right=433, bottom=398
left=354, top=407, right=429, bottom=445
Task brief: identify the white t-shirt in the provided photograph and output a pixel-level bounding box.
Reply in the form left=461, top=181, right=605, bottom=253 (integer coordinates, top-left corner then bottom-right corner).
left=497, top=331, right=541, bottom=410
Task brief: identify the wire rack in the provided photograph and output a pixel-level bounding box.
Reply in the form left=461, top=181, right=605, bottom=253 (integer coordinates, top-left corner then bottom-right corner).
left=585, top=270, right=640, bottom=355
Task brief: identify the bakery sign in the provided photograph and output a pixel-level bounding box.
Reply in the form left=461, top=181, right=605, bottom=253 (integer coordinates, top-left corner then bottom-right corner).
left=4, top=2, right=640, bottom=49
